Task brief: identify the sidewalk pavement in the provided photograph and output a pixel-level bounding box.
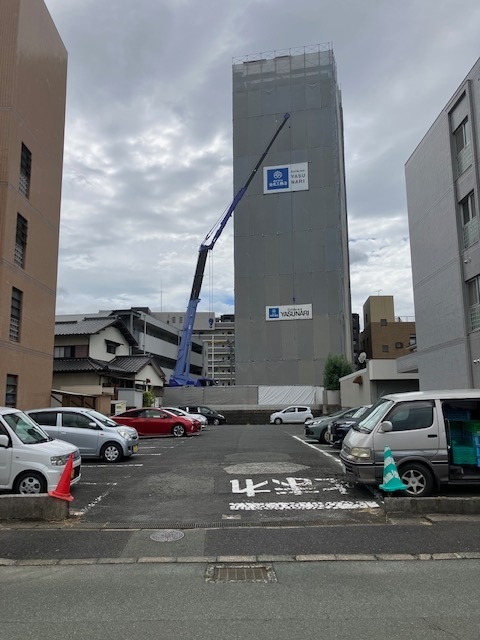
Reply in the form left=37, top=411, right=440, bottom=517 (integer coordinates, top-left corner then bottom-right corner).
left=2, top=513, right=480, bottom=565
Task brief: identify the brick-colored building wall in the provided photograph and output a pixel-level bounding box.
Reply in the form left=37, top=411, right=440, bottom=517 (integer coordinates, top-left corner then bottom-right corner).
left=360, top=321, right=416, bottom=360
left=0, top=1, right=67, bottom=408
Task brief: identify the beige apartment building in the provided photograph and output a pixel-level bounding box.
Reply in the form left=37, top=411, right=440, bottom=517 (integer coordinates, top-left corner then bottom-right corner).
left=0, top=1, right=67, bottom=408
left=360, top=296, right=416, bottom=360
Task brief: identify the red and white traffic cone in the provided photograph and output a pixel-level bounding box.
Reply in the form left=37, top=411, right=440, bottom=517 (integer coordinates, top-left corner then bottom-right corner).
left=48, top=453, right=74, bottom=502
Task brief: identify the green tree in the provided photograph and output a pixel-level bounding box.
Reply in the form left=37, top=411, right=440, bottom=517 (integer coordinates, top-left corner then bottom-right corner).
left=143, top=389, right=156, bottom=407
left=323, top=354, right=354, bottom=390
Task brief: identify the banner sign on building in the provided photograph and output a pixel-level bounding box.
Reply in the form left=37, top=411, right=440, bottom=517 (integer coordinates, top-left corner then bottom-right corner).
left=263, top=162, right=309, bottom=194
left=266, top=304, right=313, bottom=321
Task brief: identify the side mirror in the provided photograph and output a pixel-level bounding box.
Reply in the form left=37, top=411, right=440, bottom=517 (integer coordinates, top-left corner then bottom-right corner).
left=0, top=434, right=10, bottom=448
left=88, top=422, right=100, bottom=429
left=379, top=421, right=393, bottom=433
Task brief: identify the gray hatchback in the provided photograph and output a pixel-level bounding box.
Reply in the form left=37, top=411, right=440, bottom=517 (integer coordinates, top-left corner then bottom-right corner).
left=26, top=407, right=139, bottom=463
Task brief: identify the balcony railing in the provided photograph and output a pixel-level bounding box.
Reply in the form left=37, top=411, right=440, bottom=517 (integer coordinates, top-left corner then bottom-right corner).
left=457, top=144, right=473, bottom=175
left=470, top=304, right=480, bottom=331
left=463, top=216, right=479, bottom=249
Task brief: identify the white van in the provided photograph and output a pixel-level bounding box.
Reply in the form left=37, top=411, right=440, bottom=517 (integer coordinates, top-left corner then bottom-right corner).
left=0, top=407, right=81, bottom=494
left=340, top=390, right=480, bottom=497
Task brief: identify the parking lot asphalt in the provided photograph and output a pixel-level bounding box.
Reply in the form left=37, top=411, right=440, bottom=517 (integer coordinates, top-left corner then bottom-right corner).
left=2, top=424, right=480, bottom=564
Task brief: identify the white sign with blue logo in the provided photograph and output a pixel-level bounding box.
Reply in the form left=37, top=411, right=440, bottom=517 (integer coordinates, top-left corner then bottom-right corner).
left=266, top=304, right=312, bottom=321
left=263, top=162, right=309, bottom=194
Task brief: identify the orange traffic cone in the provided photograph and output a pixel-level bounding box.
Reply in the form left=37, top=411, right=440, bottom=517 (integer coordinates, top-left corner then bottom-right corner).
left=48, top=453, right=74, bottom=502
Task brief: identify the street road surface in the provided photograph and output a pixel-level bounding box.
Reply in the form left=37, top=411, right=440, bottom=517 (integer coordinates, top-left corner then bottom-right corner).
left=1, top=560, right=479, bottom=640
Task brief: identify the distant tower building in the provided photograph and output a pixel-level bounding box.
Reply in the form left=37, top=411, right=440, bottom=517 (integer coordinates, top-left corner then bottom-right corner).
left=232, top=45, right=352, bottom=386
left=0, top=1, right=67, bottom=408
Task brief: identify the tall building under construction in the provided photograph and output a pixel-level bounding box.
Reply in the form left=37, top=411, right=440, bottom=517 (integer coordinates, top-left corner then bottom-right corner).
left=232, top=45, right=352, bottom=386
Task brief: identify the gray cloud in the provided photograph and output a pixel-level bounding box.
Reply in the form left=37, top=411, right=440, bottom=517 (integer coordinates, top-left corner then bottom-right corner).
left=45, top=0, right=479, bottom=323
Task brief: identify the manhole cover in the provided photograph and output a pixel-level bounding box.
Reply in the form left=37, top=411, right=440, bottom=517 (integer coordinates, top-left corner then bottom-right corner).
left=205, top=564, right=277, bottom=583
left=150, top=529, right=185, bottom=542
left=224, top=462, right=309, bottom=475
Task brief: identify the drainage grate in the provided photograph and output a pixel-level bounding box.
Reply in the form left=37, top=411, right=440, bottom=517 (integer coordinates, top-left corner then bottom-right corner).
left=205, top=564, right=277, bottom=583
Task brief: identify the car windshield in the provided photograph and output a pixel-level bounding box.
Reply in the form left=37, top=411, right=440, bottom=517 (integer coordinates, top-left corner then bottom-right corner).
left=165, top=408, right=182, bottom=415
left=354, top=398, right=394, bottom=433
left=352, top=405, right=371, bottom=419
left=3, top=412, right=51, bottom=444
left=86, top=410, right=119, bottom=428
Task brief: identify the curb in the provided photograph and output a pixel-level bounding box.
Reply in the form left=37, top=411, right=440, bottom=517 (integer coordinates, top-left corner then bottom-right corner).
left=384, top=496, right=480, bottom=515
left=2, top=551, right=480, bottom=567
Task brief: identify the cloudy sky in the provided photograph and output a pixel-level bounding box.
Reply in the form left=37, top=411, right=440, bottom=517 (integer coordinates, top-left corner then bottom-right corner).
left=44, top=0, right=480, bottom=324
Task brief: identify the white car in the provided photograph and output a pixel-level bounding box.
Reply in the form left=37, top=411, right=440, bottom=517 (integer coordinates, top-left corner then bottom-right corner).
left=0, top=406, right=81, bottom=494
left=270, top=406, right=314, bottom=424
left=164, top=407, right=208, bottom=429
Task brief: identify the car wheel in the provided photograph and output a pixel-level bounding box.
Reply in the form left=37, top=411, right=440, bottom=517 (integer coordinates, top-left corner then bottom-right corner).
left=212, top=418, right=220, bottom=426
left=274, top=418, right=282, bottom=425
left=172, top=423, right=186, bottom=437
left=101, top=442, right=123, bottom=463
left=398, top=462, right=434, bottom=497
left=317, top=428, right=328, bottom=445
left=14, top=471, right=47, bottom=494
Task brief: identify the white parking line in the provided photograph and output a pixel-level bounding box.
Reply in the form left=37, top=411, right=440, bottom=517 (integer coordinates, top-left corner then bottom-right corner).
left=76, top=482, right=118, bottom=486
left=84, top=463, right=144, bottom=468
left=136, top=453, right=163, bottom=456
left=291, top=435, right=343, bottom=467
left=138, top=445, right=176, bottom=449
left=71, top=485, right=117, bottom=516
left=230, top=500, right=380, bottom=511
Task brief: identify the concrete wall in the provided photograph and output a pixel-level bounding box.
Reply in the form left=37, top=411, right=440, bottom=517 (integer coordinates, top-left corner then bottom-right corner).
left=0, top=494, right=69, bottom=521
left=405, top=57, right=480, bottom=390
left=340, top=360, right=420, bottom=407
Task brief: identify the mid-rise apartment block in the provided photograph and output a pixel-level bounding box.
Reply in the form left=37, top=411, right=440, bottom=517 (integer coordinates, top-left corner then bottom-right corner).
left=232, top=45, right=352, bottom=386
left=360, top=296, right=416, bottom=361
left=0, top=1, right=67, bottom=408
left=404, top=57, right=480, bottom=389
left=154, top=311, right=235, bottom=385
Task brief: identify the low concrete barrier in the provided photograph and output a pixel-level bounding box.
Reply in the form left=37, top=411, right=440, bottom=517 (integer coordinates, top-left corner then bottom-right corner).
left=385, top=496, right=480, bottom=515
left=0, top=494, right=69, bottom=522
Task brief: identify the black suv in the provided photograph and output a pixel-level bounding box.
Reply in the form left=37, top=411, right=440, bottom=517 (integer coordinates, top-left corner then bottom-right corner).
left=178, top=405, right=226, bottom=425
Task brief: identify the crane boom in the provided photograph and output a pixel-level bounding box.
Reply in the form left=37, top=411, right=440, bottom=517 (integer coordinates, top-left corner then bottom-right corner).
left=169, top=112, right=290, bottom=386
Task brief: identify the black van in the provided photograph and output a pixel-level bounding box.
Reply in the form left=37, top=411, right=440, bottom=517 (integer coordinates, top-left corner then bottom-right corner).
left=179, top=405, right=226, bottom=425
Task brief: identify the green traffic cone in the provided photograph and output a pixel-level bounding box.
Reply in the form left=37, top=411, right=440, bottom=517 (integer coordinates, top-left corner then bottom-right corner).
left=379, top=446, right=408, bottom=492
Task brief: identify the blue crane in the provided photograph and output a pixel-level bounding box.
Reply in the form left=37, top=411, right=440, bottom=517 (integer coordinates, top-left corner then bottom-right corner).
left=169, top=112, right=291, bottom=386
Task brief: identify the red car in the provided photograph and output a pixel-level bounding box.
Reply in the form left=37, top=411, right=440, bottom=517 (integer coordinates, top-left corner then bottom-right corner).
left=112, top=408, right=200, bottom=437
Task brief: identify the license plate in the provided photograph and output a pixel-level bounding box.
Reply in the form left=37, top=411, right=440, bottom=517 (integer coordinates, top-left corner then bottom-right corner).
left=133, top=445, right=139, bottom=453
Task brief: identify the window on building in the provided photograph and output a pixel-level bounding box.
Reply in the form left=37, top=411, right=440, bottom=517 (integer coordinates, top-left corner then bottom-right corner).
left=409, top=334, right=416, bottom=345
left=395, top=342, right=404, bottom=349
left=468, top=277, right=480, bottom=330
left=460, top=191, right=478, bottom=249
left=54, top=345, right=88, bottom=358
left=5, top=375, right=18, bottom=407
left=454, top=118, right=472, bottom=175
left=171, top=317, right=176, bottom=324
left=9, top=288, right=22, bottom=342
left=105, top=340, right=119, bottom=355
left=14, top=214, right=28, bottom=268
left=382, top=345, right=389, bottom=353
left=380, top=319, right=387, bottom=326
left=19, top=143, right=32, bottom=198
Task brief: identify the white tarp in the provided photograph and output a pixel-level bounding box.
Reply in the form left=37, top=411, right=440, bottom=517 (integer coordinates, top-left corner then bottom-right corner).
left=258, top=385, right=322, bottom=406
